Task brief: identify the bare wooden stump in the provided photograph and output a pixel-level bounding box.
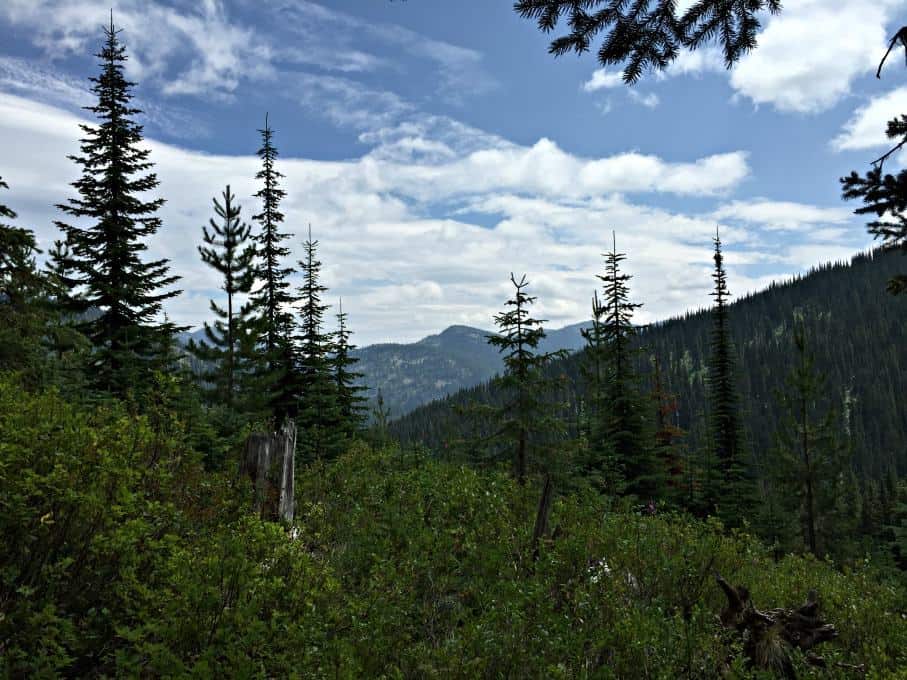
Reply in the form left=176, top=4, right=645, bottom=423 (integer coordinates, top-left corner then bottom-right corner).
left=716, top=574, right=841, bottom=679
left=531, top=474, right=554, bottom=561
left=240, top=419, right=296, bottom=522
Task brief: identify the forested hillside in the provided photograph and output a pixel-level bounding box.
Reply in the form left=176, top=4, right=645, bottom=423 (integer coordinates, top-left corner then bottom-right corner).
left=392, top=249, right=906, bottom=477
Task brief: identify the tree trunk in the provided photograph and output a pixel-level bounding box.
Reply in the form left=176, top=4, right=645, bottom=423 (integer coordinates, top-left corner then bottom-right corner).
left=240, top=419, right=296, bottom=522
left=517, top=427, right=527, bottom=485
left=531, top=474, right=554, bottom=560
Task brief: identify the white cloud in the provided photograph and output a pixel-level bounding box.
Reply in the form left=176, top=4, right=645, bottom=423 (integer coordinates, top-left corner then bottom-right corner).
left=711, top=199, right=852, bottom=231
left=833, top=85, right=907, bottom=151
left=0, top=93, right=871, bottom=344
left=729, top=0, right=906, bottom=113
left=629, top=90, right=660, bottom=109
left=583, top=69, right=624, bottom=92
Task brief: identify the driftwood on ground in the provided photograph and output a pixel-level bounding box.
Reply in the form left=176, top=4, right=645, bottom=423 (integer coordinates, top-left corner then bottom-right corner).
left=240, top=419, right=296, bottom=522
left=715, top=574, right=854, bottom=679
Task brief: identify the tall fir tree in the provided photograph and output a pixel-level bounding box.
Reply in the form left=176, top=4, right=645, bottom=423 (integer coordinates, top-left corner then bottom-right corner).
left=249, top=114, right=296, bottom=419
left=188, top=185, right=257, bottom=408
left=295, top=228, right=341, bottom=460
left=487, top=273, right=567, bottom=485
left=704, top=228, right=752, bottom=525
left=599, top=233, right=658, bottom=498
left=54, top=16, right=182, bottom=395
left=333, top=298, right=368, bottom=438
left=766, top=325, right=852, bottom=556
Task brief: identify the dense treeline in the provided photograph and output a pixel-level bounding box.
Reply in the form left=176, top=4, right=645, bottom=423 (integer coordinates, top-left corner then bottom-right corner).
left=391, top=247, right=907, bottom=566
left=392, top=249, right=906, bottom=478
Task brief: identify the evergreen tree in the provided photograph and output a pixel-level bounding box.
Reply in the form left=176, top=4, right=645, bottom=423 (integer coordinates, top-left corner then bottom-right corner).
left=249, top=114, right=296, bottom=419
left=54, top=16, right=182, bottom=394
left=0, top=177, right=41, bottom=310
left=841, top=133, right=907, bottom=295
left=487, top=273, right=567, bottom=485
left=767, top=325, right=851, bottom=556
left=841, top=43, right=907, bottom=295
left=515, top=0, right=781, bottom=83
left=598, top=233, right=657, bottom=498
left=369, top=387, right=392, bottom=448
left=0, top=177, right=47, bottom=375
left=704, top=228, right=751, bottom=524
left=188, top=185, right=256, bottom=408
left=334, top=298, right=367, bottom=437
left=295, top=228, right=341, bottom=461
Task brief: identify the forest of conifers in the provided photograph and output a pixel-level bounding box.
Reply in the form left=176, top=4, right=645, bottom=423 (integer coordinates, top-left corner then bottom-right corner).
left=2, top=4, right=907, bottom=678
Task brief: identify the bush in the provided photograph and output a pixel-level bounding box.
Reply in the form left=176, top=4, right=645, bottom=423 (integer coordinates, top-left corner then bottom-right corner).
left=1, top=380, right=905, bottom=677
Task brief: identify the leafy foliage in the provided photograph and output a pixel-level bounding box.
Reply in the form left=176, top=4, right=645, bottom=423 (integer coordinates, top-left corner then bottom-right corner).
left=4, top=394, right=905, bottom=677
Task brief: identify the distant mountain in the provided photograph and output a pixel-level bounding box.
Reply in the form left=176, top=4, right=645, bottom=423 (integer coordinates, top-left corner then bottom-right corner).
left=177, top=327, right=209, bottom=346
left=353, top=321, right=590, bottom=418
left=176, top=318, right=590, bottom=420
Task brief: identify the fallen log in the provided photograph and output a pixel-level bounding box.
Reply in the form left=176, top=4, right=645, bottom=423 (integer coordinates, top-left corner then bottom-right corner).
left=716, top=574, right=840, bottom=679
left=240, top=419, right=296, bottom=523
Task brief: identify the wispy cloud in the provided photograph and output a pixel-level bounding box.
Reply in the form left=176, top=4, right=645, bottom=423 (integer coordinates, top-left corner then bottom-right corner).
left=833, top=85, right=907, bottom=151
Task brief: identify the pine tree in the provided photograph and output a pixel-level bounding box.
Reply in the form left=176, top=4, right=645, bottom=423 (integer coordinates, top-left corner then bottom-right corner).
left=487, top=273, right=567, bottom=485
left=767, top=325, right=850, bottom=556
left=598, top=233, right=656, bottom=498
left=188, top=185, right=256, bottom=408
left=334, top=298, right=367, bottom=438
left=0, top=177, right=47, bottom=375
left=249, top=114, right=296, bottom=419
left=54, top=16, right=182, bottom=395
left=515, top=1, right=781, bottom=83
left=704, top=228, right=751, bottom=524
left=370, top=388, right=392, bottom=448
left=295, top=228, right=341, bottom=461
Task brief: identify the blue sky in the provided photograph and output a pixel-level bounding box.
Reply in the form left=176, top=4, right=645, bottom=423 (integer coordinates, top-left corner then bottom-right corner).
left=1, top=0, right=905, bottom=344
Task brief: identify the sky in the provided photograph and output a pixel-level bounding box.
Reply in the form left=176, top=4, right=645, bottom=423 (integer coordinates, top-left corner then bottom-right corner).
left=0, top=0, right=905, bottom=345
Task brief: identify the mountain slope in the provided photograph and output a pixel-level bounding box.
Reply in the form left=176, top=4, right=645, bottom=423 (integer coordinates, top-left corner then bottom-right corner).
left=391, top=248, right=907, bottom=478
left=353, top=321, right=590, bottom=418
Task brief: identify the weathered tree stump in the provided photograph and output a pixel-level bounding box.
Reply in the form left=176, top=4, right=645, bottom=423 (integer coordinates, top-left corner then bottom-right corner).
left=240, top=419, right=296, bottom=522
left=531, top=474, right=554, bottom=561
left=716, top=574, right=840, bottom=679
